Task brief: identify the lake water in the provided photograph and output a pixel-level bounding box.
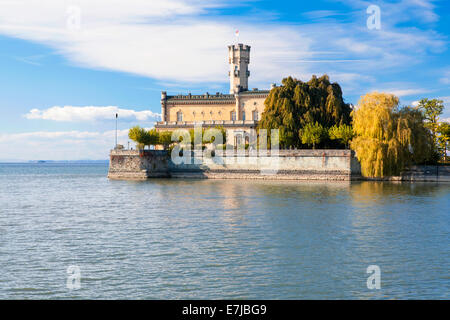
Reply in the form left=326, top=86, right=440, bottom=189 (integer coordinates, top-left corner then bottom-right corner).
left=0, top=163, right=448, bottom=299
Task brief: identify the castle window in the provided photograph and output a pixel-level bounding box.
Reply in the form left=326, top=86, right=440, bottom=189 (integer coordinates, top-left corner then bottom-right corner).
left=177, top=111, right=183, bottom=122
left=231, top=111, right=236, bottom=121
left=252, top=110, right=259, bottom=121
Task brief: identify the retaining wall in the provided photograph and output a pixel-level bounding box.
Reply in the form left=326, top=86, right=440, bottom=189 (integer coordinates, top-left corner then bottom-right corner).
left=108, top=149, right=361, bottom=181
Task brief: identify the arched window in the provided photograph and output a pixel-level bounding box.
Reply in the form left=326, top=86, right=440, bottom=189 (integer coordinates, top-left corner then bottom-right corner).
left=252, top=110, right=259, bottom=121
left=231, top=111, right=236, bottom=121
left=177, top=111, right=183, bottom=122
left=242, top=111, right=246, bottom=121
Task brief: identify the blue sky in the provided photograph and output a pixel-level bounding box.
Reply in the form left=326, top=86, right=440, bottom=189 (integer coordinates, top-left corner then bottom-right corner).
left=0, top=0, right=449, bottom=160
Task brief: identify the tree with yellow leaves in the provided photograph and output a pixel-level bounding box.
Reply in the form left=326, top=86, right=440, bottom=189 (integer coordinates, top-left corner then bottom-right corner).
left=350, top=92, right=433, bottom=177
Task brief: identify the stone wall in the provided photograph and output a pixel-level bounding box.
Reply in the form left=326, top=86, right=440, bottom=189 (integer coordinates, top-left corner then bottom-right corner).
left=108, top=149, right=450, bottom=182
left=108, top=150, right=169, bottom=180
left=383, top=165, right=450, bottom=182
left=108, top=149, right=361, bottom=181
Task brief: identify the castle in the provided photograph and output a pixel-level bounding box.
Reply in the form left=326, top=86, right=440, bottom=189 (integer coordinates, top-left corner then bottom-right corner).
left=155, top=43, right=274, bottom=146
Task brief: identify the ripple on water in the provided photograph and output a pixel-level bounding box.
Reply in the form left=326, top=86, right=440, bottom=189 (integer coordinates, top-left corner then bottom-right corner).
left=0, top=164, right=449, bottom=299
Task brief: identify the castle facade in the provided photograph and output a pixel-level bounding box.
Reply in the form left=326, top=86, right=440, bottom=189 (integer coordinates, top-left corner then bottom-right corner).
left=155, top=43, right=273, bottom=146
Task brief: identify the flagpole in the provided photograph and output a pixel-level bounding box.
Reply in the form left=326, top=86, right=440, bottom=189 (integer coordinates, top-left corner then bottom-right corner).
left=115, top=113, right=118, bottom=149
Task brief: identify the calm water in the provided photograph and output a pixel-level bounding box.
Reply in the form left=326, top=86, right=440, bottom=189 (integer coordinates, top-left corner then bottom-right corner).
left=0, top=163, right=448, bottom=299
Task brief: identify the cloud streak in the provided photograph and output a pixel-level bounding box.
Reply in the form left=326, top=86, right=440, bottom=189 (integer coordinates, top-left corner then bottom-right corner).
left=24, top=106, right=161, bottom=122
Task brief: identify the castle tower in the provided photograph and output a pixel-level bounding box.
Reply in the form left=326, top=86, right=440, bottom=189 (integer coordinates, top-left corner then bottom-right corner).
left=228, top=43, right=250, bottom=94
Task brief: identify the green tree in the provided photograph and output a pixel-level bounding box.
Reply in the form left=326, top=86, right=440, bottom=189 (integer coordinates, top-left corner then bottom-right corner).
left=158, top=131, right=173, bottom=150
left=185, top=126, right=227, bottom=148
left=128, top=125, right=146, bottom=150
left=299, top=122, right=327, bottom=149
left=437, top=122, right=450, bottom=162
left=328, top=124, right=354, bottom=148
left=351, top=92, right=433, bottom=177
left=140, top=129, right=160, bottom=149
left=417, top=98, right=444, bottom=141
left=140, top=130, right=153, bottom=149
left=258, top=75, right=352, bottom=148
left=148, top=129, right=160, bottom=148
left=128, top=126, right=161, bottom=150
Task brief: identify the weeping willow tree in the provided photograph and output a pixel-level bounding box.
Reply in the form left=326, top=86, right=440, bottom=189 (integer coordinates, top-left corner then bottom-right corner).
left=258, top=75, right=352, bottom=148
left=350, top=92, right=433, bottom=177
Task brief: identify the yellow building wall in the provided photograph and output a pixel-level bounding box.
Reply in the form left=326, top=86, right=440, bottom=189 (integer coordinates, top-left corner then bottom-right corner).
left=167, top=103, right=236, bottom=122
left=166, top=96, right=266, bottom=122
left=239, top=96, right=266, bottom=120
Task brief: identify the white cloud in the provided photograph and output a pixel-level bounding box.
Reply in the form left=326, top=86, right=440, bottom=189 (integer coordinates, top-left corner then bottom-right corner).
left=440, top=70, right=450, bottom=84
left=388, top=89, right=431, bottom=97
left=370, top=87, right=430, bottom=98
left=0, top=129, right=130, bottom=141
left=24, top=106, right=160, bottom=122
left=0, top=129, right=135, bottom=160
left=441, top=96, right=450, bottom=104
left=0, top=0, right=445, bottom=91
left=302, top=10, right=345, bottom=20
